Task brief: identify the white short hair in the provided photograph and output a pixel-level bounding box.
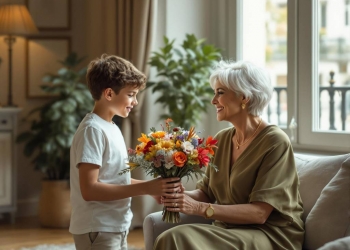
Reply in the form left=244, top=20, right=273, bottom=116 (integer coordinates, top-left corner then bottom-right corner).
left=209, top=60, right=273, bottom=116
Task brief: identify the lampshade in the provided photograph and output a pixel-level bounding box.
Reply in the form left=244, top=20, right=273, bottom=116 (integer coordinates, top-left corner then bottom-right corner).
left=0, top=4, right=38, bottom=36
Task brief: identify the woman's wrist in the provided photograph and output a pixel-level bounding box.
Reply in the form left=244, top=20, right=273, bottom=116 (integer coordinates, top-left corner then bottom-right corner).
left=197, top=202, right=208, bottom=217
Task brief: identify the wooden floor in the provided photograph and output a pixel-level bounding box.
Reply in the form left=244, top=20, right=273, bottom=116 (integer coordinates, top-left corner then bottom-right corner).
left=0, top=216, right=144, bottom=250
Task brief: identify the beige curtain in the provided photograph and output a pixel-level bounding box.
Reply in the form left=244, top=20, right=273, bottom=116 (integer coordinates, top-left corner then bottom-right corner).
left=116, top=0, right=158, bottom=228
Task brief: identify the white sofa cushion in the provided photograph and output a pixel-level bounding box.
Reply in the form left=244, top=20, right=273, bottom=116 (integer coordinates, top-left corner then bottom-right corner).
left=303, top=156, right=350, bottom=250
left=317, top=236, right=350, bottom=250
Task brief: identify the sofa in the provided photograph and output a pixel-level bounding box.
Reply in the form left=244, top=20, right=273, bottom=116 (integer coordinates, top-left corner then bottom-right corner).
left=143, top=153, right=350, bottom=250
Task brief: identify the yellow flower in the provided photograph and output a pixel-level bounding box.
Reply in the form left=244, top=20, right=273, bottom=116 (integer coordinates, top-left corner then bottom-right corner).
left=138, top=133, right=151, bottom=143
left=188, top=157, right=200, bottom=165
left=156, top=140, right=175, bottom=151
left=151, top=131, right=166, bottom=138
left=148, top=145, right=158, bottom=155
left=188, top=149, right=200, bottom=165
left=145, top=150, right=156, bottom=161
left=191, top=149, right=198, bottom=158
left=135, top=144, right=145, bottom=155
left=126, top=162, right=139, bottom=171
left=175, top=140, right=182, bottom=148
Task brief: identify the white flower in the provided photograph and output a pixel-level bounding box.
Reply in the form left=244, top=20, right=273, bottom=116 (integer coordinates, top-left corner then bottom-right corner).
left=164, top=151, right=174, bottom=169
left=181, top=141, right=194, bottom=154
left=165, top=162, right=174, bottom=169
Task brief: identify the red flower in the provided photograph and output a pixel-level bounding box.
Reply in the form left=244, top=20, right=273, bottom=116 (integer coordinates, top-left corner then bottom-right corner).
left=198, top=147, right=210, bottom=168
left=198, top=138, right=204, bottom=145
left=143, top=141, right=154, bottom=154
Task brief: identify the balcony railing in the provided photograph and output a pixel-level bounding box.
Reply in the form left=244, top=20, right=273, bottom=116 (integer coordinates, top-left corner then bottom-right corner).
left=267, top=71, right=350, bottom=131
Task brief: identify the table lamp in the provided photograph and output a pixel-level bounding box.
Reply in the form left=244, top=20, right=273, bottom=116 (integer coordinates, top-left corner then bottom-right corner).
left=0, top=4, right=38, bottom=107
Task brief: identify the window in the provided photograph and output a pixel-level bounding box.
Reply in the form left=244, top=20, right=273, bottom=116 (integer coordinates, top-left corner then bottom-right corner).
left=237, top=0, right=350, bottom=152
left=298, top=0, right=350, bottom=151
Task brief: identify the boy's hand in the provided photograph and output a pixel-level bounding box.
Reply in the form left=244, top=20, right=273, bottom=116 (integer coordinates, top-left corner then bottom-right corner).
left=152, top=182, right=184, bottom=204
left=146, top=177, right=181, bottom=196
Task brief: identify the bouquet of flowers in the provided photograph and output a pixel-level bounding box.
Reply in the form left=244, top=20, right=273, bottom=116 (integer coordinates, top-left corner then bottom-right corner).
left=120, top=118, right=218, bottom=223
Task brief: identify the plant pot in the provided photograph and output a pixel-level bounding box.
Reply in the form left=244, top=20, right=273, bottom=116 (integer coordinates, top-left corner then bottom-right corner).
left=38, top=180, right=71, bottom=228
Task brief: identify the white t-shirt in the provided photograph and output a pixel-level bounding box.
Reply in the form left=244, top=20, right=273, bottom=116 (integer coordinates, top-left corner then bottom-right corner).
left=69, top=113, right=132, bottom=234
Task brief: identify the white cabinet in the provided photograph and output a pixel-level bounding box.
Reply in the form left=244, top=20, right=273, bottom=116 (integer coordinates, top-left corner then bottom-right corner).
left=0, top=108, right=21, bottom=223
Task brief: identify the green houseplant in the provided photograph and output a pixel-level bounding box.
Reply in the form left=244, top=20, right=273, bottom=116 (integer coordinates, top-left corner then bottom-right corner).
left=17, top=53, right=93, bottom=180
left=148, top=34, right=221, bottom=128
left=16, top=53, right=93, bottom=227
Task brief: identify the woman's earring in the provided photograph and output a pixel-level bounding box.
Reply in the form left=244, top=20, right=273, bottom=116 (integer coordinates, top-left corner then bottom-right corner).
left=241, top=103, right=246, bottom=109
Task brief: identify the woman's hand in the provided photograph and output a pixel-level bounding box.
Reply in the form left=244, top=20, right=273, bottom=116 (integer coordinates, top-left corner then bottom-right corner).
left=162, top=192, right=202, bottom=216
left=151, top=195, right=162, bottom=204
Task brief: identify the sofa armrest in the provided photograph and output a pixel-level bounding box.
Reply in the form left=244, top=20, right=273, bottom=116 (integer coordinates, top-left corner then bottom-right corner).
left=143, top=211, right=213, bottom=250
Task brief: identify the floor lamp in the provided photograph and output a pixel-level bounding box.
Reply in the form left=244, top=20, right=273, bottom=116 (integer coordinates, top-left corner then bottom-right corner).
left=0, top=4, right=38, bottom=107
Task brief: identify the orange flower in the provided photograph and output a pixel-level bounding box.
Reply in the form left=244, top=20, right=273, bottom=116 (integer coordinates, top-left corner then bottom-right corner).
left=138, top=133, right=151, bottom=143
left=151, top=131, right=166, bottom=138
left=205, top=136, right=218, bottom=155
left=172, top=151, right=187, bottom=167
left=206, top=136, right=218, bottom=146
left=206, top=146, right=215, bottom=156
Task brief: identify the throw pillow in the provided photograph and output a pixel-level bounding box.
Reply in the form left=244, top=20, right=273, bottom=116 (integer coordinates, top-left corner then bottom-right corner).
left=294, top=153, right=350, bottom=221
left=303, top=156, right=350, bottom=250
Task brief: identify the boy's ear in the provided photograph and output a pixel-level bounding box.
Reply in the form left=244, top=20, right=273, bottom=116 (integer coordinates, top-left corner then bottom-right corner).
left=103, top=88, right=113, bottom=101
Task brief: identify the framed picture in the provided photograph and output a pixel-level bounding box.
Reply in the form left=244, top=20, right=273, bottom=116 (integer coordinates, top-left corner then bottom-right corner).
left=26, top=0, right=71, bottom=30
left=26, top=37, right=71, bottom=98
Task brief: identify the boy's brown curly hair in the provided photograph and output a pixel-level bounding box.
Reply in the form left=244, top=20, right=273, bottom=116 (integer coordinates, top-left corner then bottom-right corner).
left=86, top=54, right=146, bottom=100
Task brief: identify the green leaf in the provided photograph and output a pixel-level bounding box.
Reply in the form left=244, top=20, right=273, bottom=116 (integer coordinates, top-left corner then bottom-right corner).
left=16, top=132, right=33, bottom=143
left=58, top=68, right=68, bottom=76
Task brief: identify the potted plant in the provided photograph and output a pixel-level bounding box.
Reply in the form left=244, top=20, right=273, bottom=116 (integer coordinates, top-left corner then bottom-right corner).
left=148, top=34, right=221, bottom=128
left=17, top=52, right=93, bottom=227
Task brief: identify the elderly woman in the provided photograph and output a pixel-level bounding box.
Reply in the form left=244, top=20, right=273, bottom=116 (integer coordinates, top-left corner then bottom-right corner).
left=155, top=61, right=304, bottom=250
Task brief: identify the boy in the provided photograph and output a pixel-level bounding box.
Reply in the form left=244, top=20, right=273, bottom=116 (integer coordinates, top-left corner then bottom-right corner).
left=69, top=54, right=180, bottom=250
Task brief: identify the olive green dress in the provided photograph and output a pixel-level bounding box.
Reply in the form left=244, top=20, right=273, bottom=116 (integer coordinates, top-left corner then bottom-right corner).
left=153, top=125, right=305, bottom=250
